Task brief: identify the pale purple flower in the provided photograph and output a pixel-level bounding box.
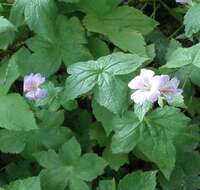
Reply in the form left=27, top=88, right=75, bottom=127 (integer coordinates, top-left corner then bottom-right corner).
left=23, top=73, right=47, bottom=101
left=176, top=0, right=192, bottom=4
left=128, top=69, right=161, bottom=104
left=158, top=75, right=183, bottom=103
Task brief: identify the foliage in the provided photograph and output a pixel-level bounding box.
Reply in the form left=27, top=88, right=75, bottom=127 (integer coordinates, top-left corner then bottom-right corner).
left=0, top=0, right=199, bottom=189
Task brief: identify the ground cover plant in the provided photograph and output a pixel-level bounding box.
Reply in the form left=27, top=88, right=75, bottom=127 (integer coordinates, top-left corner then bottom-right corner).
left=0, top=0, right=200, bottom=189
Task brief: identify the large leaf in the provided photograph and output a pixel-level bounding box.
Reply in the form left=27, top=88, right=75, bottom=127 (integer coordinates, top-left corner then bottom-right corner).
left=10, top=0, right=57, bottom=39
left=164, top=43, right=200, bottom=68
left=103, top=145, right=128, bottom=171
left=6, top=177, right=40, bottom=190
left=0, top=94, right=38, bottom=131
left=184, top=4, right=200, bottom=38
left=63, top=52, right=147, bottom=114
left=0, top=130, right=26, bottom=154
left=111, top=107, right=190, bottom=179
left=0, top=16, right=16, bottom=50
left=0, top=127, right=72, bottom=154
left=92, top=100, right=115, bottom=135
left=118, top=171, right=157, bottom=190
left=159, top=151, right=200, bottom=190
left=78, top=0, right=121, bottom=15
left=25, top=16, right=91, bottom=77
left=98, top=179, right=116, bottom=190
left=84, top=6, right=158, bottom=56
left=0, top=56, right=19, bottom=95
left=35, top=138, right=107, bottom=190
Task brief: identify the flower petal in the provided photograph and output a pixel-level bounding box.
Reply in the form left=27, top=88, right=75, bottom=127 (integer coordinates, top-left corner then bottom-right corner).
left=34, top=73, right=46, bottom=86
left=140, top=69, right=155, bottom=79
left=25, top=91, right=36, bottom=101
left=128, top=76, right=145, bottom=90
left=131, top=89, right=160, bottom=104
left=34, top=88, right=48, bottom=100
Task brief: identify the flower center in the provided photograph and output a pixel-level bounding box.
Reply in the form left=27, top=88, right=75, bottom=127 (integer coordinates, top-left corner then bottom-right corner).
left=30, top=84, right=39, bottom=91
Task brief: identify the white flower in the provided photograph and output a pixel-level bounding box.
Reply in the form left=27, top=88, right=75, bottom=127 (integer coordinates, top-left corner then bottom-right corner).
left=128, top=69, right=161, bottom=104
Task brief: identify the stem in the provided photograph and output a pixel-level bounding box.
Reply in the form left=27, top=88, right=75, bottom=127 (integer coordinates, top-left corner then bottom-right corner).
left=1, top=3, right=13, bottom=6
left=168, top=25, right=184, bottom=39
left=152, top=0, right=157, bottom=19
left=140, top=2, right=148, bottom=11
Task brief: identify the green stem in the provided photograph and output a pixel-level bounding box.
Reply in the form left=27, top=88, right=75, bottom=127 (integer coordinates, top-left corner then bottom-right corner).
left=152, top=0, right=157, bottom=19
left=168, top=25, right=184, bottom=39
left=1, top=3, right=13, bottom=6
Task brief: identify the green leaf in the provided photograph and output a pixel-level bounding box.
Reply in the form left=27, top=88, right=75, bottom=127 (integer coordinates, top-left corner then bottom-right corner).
left=13, top=47, right=32, bottom=77
left=159, top=151, right=200, bottom=190
left=24, top=127, right=72, bottom=155
left=0, top=94, right=38, bottom=131
left=89, top=122, right=109, bottom=147
left=88, top=37, right=110, bottom=59
left=84, top=6, right=158, bottom=56
left=59, top=0, right=80, bottom=3
left=10, top=0, right=57, bottom=40
left=103, top=146, right=128, bottom=171
left=64, top=52, right=147, bottom=114
left=34, top=150, right=63, bottom=169
left=92, top=100, right=115, bottom=136
left=65, top=109, right=93, bottom=152
left=35, top=139, right=107, bottom=190
left=98, top=179, right=116, bottom=190
left=134, top=101, right=152, bottom=122
left=69, top=178, right=89, bottom=190
left=74, top=153, right=107, bottom=181
left=40, top=167, right=71, bottom=190
left=0, top=55, right=19, bottom=95
left=170, top=94, right=186, bottom=108
left=94, top=76, right=128, bottom=114
left=0, top=130, right=26, bottom=153
left=184, top=4, right=200, bottom=38
left=0, top=16, right=16, bottom=50
left=6, top=177, right=40, bottom=190
left=111, top=107, right=190, bottom=179
left=0, top=4, right=3, bottom=12
left=5, top=161, right=33, bottom=181
left=118, top=171, right=157, bottom=190
left=36, top=109, right=64, bottom=128
left=164, top=43, right=200, bottom=69
left=78, top=0, right=121, bottom=15
left=111, top=112, right=141, bottom=153
left=58, top=137, right=81, bottom=165
left=0, top=127, right=72, bottom=154
left=25, top=16, right=91, bottom=77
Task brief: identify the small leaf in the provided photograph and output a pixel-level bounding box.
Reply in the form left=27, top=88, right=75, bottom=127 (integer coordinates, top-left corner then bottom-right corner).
left=98, top=179, right=116, bottom=190
left=184, top=4, right=200, bottom=38
left=118, top=171, right=157, bottom=190
left=74, top=153, right=107, bottom=181
left=0, top=16, right=16, bottom=50
left=0, top=94, right=38, bottom=131
left=0, top=56, right=19, bottom=95
left=6, top=177, right=41, bottom=190
left=58, top=137, right=81, bottom=165
left=103, top=146, right=128, bottom=171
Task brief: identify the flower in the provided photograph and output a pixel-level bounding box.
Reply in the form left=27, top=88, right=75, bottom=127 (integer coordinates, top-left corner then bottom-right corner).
left=128, top=69, right=161, bottom=104
left=23, top=73, right=47, bottom=101
left=158, top=75, right=183, bottom=103
left=176, top=0, right=192, bottom=4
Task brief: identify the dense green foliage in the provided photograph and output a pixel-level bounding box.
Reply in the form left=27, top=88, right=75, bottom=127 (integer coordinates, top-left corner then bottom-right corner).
left=0, top=0, right=199, bottom=189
